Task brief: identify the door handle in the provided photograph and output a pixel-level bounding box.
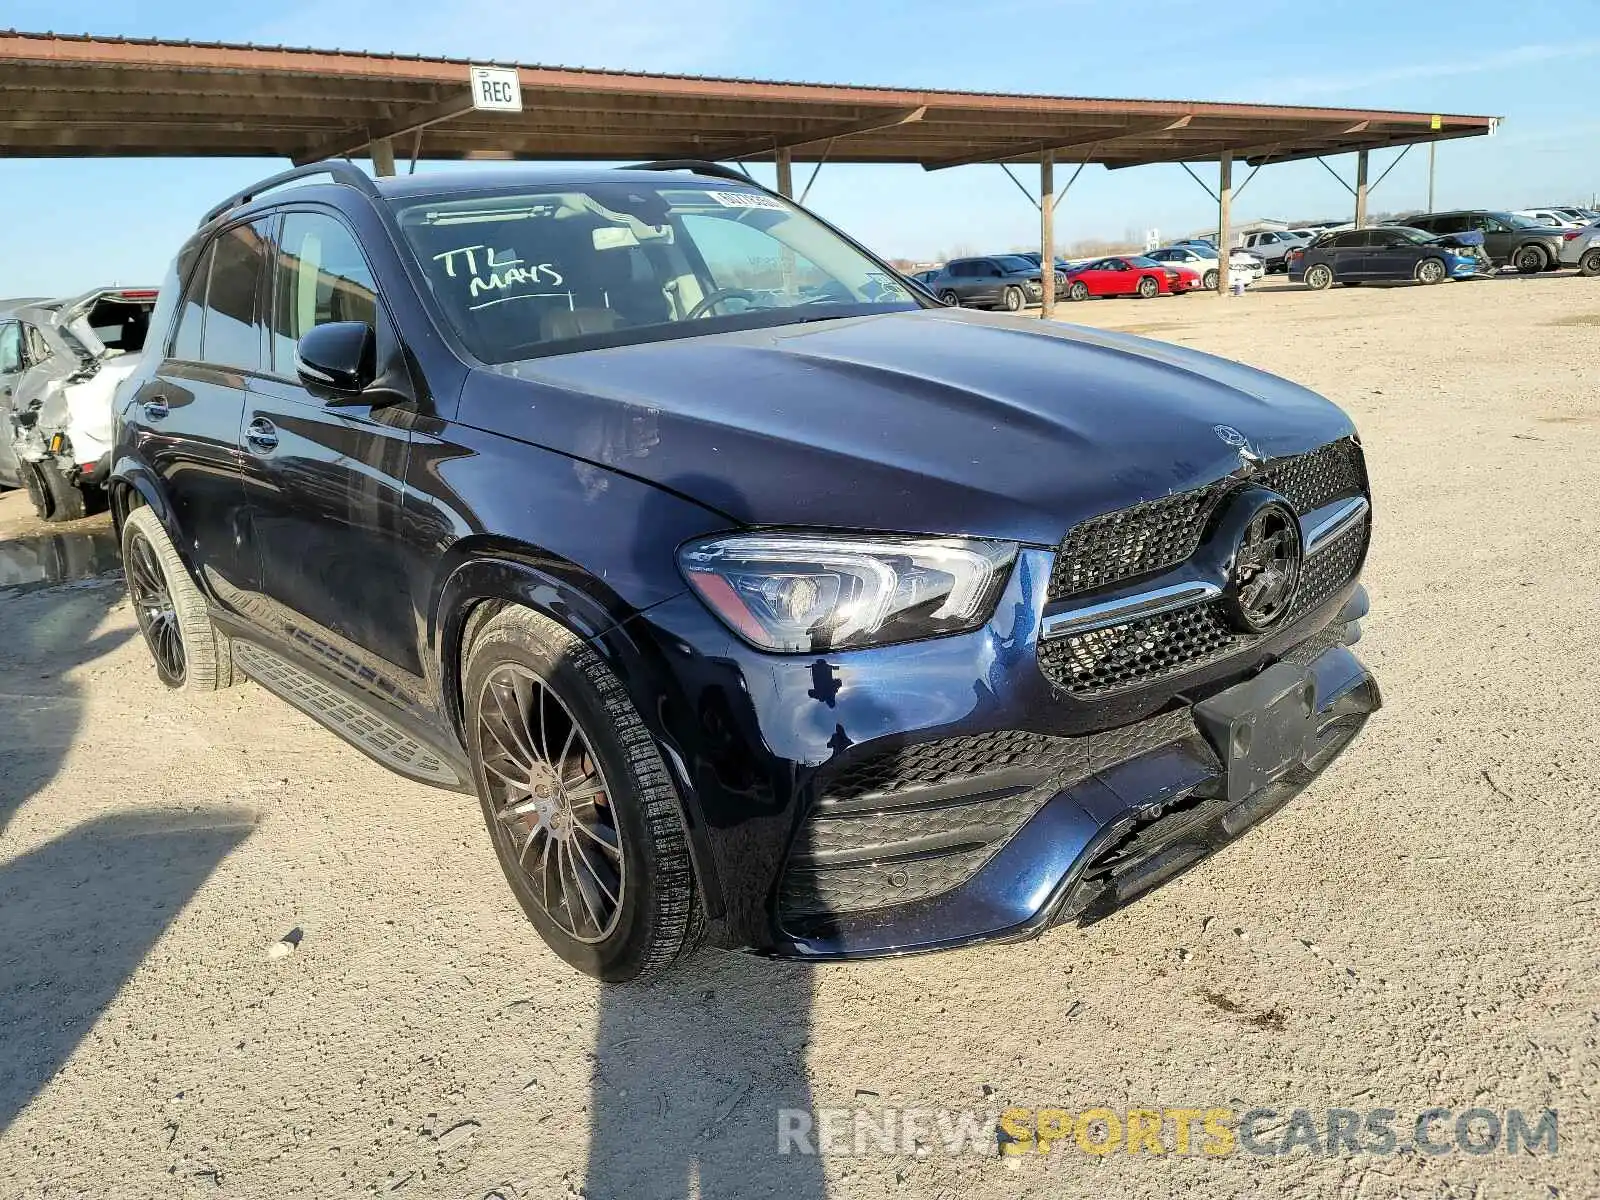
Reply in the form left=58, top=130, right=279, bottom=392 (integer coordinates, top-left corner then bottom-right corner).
left=245, top=417, right=279, bottom=452
left=142, top=398, right=169, bottom=420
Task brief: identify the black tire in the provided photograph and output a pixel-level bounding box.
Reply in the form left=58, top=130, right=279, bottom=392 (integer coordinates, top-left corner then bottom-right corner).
left=463, top=605, right=700, bottom=983
left=1579, top=248, right=1600, bottom=278
left=1136, top=275, right=1159, bottom=299
left=939, top=290, right=961, bottom=307
left=1202, top=269, right=1219, bottom=290
left=1067, top=280, right=1090, bottom=302
left=1415, top=257, right=1447, bottom=285
left=20, top=461, right=54, bottom=520
left=1304, top=263, right=1334, bottom=291
left=121, top=506, right=235, bottom=691
left=1513, top=243, right=1549, bottom=274
left=1002, top=285, right=1024, bottom=313
left=22, top=460, right=85, bottom=523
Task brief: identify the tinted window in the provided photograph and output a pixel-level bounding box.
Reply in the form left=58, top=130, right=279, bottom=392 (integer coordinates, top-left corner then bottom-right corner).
left=994, top=255, right=1035, bottom=273
left=268, top=212, right=380, bottom=375
left=170, top=242, right=211, bottom=362
left=949, top=260, right=976, bottom=277
left=202, top=221, right=270, bottom=371
left=0, top=322, right=20, bottom=373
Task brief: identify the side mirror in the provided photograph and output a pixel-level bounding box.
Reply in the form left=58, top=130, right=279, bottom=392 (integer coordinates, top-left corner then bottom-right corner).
left=295, top=322, right=376, bottom=395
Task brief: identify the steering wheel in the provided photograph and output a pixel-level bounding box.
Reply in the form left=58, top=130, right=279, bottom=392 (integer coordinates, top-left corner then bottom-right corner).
left=684, top=288, right=761, bottom=320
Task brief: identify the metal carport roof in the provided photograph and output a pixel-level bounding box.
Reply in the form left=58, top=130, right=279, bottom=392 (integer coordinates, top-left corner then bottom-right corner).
left=0, top=31, right=1498, bottom=168
left=0, top=30, right=1503, bottom=309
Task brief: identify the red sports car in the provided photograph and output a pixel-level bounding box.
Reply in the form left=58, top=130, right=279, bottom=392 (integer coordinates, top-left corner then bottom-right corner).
left=1062, top=255, right=1192, bottom=300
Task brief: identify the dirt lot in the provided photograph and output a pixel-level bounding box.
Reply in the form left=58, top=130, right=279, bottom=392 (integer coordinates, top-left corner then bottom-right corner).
left=2, top=275, right=1598, bottom=1200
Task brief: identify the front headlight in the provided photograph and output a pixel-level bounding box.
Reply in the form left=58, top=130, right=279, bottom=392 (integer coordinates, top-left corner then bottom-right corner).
left=679, top=533, right=1017, bottom=652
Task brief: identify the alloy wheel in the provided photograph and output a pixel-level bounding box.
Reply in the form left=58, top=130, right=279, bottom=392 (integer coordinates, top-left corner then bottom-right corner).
left=476, top=664, right=626, bottom=944
left=126, top=528, right=186, bottom=685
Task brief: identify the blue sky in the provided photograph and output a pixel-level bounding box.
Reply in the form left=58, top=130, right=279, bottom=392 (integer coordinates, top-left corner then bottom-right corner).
left=3, top=0, right=1598, bottom=293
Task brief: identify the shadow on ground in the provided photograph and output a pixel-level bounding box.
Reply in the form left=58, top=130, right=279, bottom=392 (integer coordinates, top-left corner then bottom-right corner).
left=0, top=576, right=256, bottom=1131
left=585, top=953, right=825, bottom=1199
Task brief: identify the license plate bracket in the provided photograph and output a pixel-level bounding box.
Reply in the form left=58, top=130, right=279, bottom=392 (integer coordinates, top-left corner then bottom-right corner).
left=1193, top=662, right=1318, bottom=803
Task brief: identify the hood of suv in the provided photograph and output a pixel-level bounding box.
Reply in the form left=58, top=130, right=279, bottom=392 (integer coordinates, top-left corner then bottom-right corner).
left=468, top=308, right=1355, bottom=545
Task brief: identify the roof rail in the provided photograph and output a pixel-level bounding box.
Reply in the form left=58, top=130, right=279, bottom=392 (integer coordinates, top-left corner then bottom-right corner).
left=200, top=159, right=382, bottom=227
left=624, top=159, right=760, bottom=186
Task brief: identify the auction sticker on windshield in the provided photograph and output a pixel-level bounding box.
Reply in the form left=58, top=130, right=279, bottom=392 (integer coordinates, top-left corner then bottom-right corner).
left=708, top=191, right=788, bottom=211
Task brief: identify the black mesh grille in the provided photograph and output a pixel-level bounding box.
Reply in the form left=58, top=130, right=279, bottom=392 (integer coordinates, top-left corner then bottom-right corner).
left=1258, top=439, right=1367, bottom=515
left=820, top=729, right=1087, bottom=802
left=1048, top=438, right=1366, bottom=602
left=1048, top=485, right=1225, bottom=598
left=782, top=708, right=1199, bottom=923
left=1039, top=601, right=1239, bottom=696
left=1288, top=516, right=1368, bottom=619
left=1040, top=516, right=1369, bottom=698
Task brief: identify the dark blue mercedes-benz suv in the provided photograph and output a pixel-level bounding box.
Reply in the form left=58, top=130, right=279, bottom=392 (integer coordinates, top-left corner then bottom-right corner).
left=111, top=160, right=1378, bottom=981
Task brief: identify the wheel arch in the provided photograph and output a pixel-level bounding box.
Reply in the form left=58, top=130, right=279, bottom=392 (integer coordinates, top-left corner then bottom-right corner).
left=432, top=540, right=727, bottom=919
left=108, top=460, right=174, bottom=544
left=431, top=539, right=637, bottom=739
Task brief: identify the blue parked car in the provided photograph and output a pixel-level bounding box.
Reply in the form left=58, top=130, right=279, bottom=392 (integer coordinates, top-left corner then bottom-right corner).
left=1289, top=226, right=1485, bottom=289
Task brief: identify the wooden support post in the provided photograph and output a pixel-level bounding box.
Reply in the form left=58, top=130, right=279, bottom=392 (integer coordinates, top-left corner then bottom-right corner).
left=775, top=147, right=794, bottom=198
left=1040, top=150, right=1055, bottom=320
left=1355, top=149, right=1369, bottom=228
left=1216, top=150, right=1232, bottom=296
left=1427, top=142, right=1436, bottom=213
left=369, top=136, right=396, bottom=178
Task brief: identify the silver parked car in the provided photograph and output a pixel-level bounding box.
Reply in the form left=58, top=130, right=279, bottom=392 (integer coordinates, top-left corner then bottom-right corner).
left=1558, top=222, right=1600, bottom=276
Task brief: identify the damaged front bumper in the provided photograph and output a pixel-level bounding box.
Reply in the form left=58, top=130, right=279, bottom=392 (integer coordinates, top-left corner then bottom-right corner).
left=774, top=594, right=1378, bottom=960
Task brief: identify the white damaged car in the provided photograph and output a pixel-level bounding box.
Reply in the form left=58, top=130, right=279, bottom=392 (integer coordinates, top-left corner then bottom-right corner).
left=2, top=287, right=157, bottom=521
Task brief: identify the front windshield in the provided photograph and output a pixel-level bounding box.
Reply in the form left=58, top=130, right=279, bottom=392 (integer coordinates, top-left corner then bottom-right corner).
left=392, top=180, right=918, bottom=362
left=1498, top=212, right=1542, bottom=229
left=1126, top=255, right=1161, bottom=268
left=994, top=255, right=1037, bottom=273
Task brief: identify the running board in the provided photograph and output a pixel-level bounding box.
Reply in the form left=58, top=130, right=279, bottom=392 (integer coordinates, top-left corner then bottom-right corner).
left=232, top=640, right=464, bottom=788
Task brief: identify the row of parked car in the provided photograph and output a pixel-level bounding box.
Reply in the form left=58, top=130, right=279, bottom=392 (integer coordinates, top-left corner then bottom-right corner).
left=1287, top=209, right=1600, bottom=289
left=910, top=206, right=1600, bottom=305
left=0, top=287, right=157, bottom=521
left=907, top=240, right=1268, bottom=309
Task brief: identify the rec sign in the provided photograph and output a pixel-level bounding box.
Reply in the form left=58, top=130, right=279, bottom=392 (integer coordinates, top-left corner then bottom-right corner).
left=470, top=65, right=523, bottom=112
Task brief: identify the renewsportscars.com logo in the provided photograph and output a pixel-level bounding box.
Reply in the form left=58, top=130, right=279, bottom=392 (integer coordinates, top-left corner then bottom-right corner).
left=776, top=1106, right=1559, bottom=1159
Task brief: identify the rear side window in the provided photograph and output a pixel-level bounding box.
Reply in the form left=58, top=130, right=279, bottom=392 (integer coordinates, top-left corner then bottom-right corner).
left=169, top=219, right=271, bottom=369
left=267, top=212, right=380, bottom=375
left=203, top=222, right=270, bottom=371
left=170, top=243, right=211, bottom=362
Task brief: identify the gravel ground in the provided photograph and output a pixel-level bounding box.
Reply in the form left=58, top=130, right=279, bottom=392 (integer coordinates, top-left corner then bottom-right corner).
left=2, top=275, right=1598, bottom=1199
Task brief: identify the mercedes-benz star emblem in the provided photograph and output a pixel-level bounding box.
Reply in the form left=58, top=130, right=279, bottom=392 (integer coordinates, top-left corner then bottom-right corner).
left=1225, top=500, right=1303, bottom=632
left=1212, top=424, right=1248, bottom=448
